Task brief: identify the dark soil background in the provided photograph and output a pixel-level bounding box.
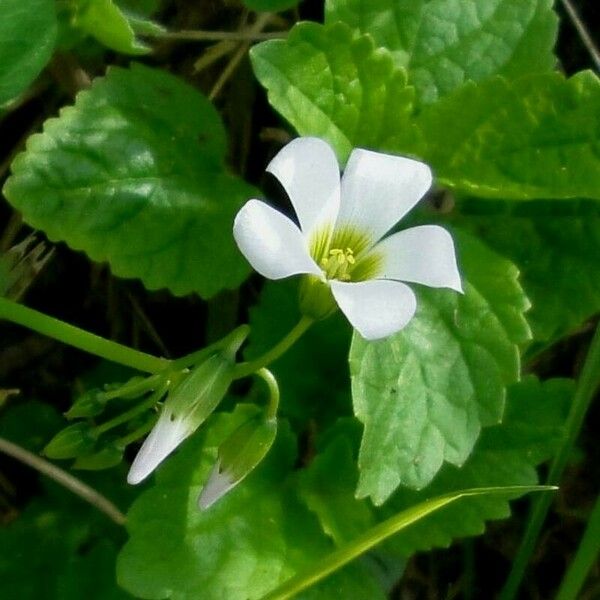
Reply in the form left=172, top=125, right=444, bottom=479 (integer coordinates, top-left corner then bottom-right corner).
left=0, top=1, right=599, bottom=598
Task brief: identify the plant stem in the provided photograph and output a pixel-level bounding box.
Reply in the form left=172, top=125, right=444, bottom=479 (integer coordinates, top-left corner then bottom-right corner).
left=0, top=436, right=126, bottom=525
left=0, top=297, right=167, bottom=374
left=261, top=486, right=555, bottom=600
left=159, top=29, right=286, bottom=42
left=256, top=368, right=279, bottom=420
left=556, top=492, right=600, bottom=600
left=500, top=322, right=600, bottom=600
left=560, top=0, right=600, bottom=72
left=94, top=384, right=167, bottom=436
left=234, top=317, right=313, bottom=379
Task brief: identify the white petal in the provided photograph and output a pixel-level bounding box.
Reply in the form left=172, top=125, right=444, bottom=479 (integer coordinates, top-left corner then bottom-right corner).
left=336, top=149, right=433, bottom=243
left=197, top=461, right=236, bottom=510
left=233, top=199, right=321, bottom=280
left=330, top=279, right=417, bottom=340
left=373, top=225, right=463, bottom=292
left=127, top=410, right=190, bottom=485
left=266, top=137, right=341, bottom=236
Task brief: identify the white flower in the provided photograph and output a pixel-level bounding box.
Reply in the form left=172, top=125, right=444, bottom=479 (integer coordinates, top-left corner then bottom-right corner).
left=234, top=137, right=462, bottom=340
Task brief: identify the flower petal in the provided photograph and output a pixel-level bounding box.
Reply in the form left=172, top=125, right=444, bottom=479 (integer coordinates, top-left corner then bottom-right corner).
left=127, top=410, right=190, bottom=485
left=373, top=225, right=463, bottom=292
left=266, top=137, right=341, bottom=236
left=330, top=279, right=417, bottom=340
left=336, top=149, right=433, bottom=243
left=233, top=199, right=321, bottom=280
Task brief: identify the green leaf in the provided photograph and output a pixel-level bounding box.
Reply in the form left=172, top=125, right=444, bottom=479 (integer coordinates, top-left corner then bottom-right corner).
left=117, top=405, right=384, bottom=599
left=297, top=434, right=375, bottom=546
left=379, top=376, right=572, bottom=555
left=250, top=21, right=420, bottom=163
left=325, top=0, right=558, bottom=104
left=242, top=0, right=298, bottom=11
left=3, top=64, right=255, bottom=298
left=458, top=214, right=600, bottom=344
left=350, top=230, right=531, bottom=504
left=72, top=0, right=150, bottom=54
left=0, top=399, right=62, bottom=451
left=416, top=71, right=600, bottom=200
left=0, top=0, right=57, bottom=105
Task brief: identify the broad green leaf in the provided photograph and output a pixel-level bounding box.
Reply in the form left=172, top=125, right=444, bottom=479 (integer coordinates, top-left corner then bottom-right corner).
left=250, top=21, right=420, bottom=163
left=299, top=377, right=570, bottom=560
left=245, top=279, right=352, bottom=425
left=458, top=214, right=600, bottom=343
left=326, top=0, right=558, bottom=104
left=0, top=0, right=57, bottom=105
left=416, top=71, right=600, bottom=200
left=243, top=0, right=298, bottom=11
left=0, top=399, right=62, bottom=451
left=72, top=0, right=149, bottom=55
left=379, top=376, right=572, bottom=555
left=350, top=230, right=531, bottom=504
left=297, top=435, right=375, bottom=546
left=117, top=405, right=385, bottom=599
left=4, top=64, right=255, bottom=298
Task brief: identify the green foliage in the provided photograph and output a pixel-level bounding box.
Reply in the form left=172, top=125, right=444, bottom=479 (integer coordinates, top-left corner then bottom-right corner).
left=350, top=231, right=531, bottom=504
left=117, top=405, right=385, bottom=599
left=71, top=0, right=151, bottom=54
left=380, top=376, right=572, bottom=555
left=252, top=25, right=599, bottom=201
left=250, top=21, right=419, bottom=163
left=3, top=63, right=255, bottom=298
left=0, top=0, right=57, bottom=105
left=325, top=0, right=558, bottom=104
left=415, top=71, right=600, bottom=200
left=300, top=377, right=571, bottom=558
left=458, top=214, right=600, bottom=343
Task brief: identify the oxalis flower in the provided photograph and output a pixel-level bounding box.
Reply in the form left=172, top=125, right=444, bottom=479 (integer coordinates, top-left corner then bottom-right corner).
left=234, top=137, right=463, bottom=340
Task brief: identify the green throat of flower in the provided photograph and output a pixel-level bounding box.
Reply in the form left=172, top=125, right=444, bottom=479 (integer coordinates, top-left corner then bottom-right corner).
left=310, top=226, right=381, bottom=283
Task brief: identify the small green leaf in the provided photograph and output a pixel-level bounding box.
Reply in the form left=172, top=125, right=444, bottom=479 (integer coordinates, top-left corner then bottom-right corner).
left=4, top=64, right=255, bottom=297
left=250, top=21, right=420, bottom=163
left=416, top=71, right=600, bottom=200
left=0, top=0, right=57, bottom=105
left=73, top=0, right=150, bottom=55
left=350, top=230, right=531, bottom=504
left=326, top=0, right=558, bottom=104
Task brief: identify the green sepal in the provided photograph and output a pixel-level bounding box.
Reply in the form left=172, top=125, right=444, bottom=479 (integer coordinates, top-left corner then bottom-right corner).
left=43, top=422, right=97, bottom=459
left=65, top=389, right=108, bottom=420
left=73, top=444, right=124, bottom=470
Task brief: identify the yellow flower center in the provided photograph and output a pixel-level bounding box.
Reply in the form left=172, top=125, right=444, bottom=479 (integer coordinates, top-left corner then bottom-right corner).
left=320, top=247, right=356, bottom=281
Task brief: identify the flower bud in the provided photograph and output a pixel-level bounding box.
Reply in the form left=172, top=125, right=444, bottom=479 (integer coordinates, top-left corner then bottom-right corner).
left=127, top=326, right=250, bottom=485
left=44, top=422, right=97, bottom=459
left=65, top=389, right=107, bottom=420
left=198, top=411, right=277, bottom=510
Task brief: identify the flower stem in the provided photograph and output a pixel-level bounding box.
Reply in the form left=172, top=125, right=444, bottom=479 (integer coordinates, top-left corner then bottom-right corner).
left=94, top=384, right=167, bottom=436
left=256, top=368, right=279, bottom=420
left=0, top=297, right=168, bottom=374
left=233, top=317, right=313, bottom=379
left=500, top=322, right=600, bottom=600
